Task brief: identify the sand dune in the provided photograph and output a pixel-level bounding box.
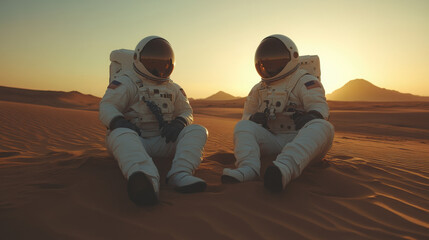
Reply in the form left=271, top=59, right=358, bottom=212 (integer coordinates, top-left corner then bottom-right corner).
left=0, top=86, right=100, bottom=111
left=1, top=100, right=428, bottom=239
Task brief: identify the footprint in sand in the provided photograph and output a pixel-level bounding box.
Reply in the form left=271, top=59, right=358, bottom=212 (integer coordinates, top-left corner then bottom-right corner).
left=332, top=155, right=354, bottom=160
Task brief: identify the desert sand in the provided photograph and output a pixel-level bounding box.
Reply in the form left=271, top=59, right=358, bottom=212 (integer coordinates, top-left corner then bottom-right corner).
left=1, top=99, right=428, bottom=240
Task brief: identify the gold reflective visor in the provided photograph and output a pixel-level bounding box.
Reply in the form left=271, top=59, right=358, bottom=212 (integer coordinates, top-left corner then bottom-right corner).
left=255, top=37, right=290, bottom=79
left=140, top=38, right=175, bottom=78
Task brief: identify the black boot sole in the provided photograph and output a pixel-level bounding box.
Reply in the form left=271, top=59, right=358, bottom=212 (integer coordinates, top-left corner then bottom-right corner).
left=127, top=172, right=158, bottom=206
left=176, top=181, right=207, bottom=194
left=264, top=166, right=283, bottom=193
left=221, top=175, right=241, bottom=184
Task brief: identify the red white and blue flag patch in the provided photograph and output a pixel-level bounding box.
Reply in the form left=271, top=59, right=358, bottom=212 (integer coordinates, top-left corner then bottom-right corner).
left=305, top=80, right=321, bottom=90
left=179, top=88, right=187, bottom=98
left=108, top=80, right=122, bottom=89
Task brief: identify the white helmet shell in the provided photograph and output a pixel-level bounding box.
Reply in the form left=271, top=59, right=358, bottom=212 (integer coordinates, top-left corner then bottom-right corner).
left=133, top=36, right=175, bottom=82
left=255, top=34, right=300, bottom=83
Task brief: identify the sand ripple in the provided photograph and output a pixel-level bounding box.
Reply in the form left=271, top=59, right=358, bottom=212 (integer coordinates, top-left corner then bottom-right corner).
left=1, top=101, right=428, bottom=239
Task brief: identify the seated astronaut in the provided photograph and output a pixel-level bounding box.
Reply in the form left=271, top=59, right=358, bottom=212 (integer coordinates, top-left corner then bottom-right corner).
left=99, top=36, right=208, bottom=206
left=222, top=34, right=335, bottom=192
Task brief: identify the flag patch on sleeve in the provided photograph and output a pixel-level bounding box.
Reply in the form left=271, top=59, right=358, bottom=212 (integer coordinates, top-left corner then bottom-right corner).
left=108, top=80, right=122, bottom=89
left=305, top=80, right=321, bottom=90
left=179, top=88, right=187, bottom=98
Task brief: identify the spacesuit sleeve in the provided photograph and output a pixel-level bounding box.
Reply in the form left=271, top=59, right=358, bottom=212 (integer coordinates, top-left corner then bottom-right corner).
left=297, top=75, right=330, bottom=119
left=172, top=84, right=193, bottom=125
left=99, top=76, right=137, bottom=127
left=242, top=84, right=260, bottom=120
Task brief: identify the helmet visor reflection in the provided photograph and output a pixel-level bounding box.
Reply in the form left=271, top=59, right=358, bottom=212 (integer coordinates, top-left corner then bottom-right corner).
left=255, top=37, right=290, bottom=78
left=140, top=38, right=175, bottom=78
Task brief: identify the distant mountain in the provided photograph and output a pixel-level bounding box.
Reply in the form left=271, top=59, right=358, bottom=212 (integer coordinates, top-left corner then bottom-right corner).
left=326, top=79, right=429, bottom=102
left=0, top=86, right=101, bottom=110
left=205, top=91, right=240, bottom=101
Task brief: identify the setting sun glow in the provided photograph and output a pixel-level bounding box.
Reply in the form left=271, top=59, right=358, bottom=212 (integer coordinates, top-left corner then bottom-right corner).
left=0, top=0, right=428, bottom=98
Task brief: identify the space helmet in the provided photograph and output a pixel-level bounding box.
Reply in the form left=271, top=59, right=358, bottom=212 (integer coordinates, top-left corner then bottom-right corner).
left=255, top=34, right=300, bottom=83
left=133, top=36, right=175, bottom=82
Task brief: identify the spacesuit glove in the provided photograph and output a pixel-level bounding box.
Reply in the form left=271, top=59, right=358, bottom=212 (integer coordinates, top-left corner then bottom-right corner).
left=161, top=117, right=187, bottom=143
left=293, top=110, right=324, bottom=130
left=109, top=116, right=141, bottom=136
left=249, top=112, right=268, bottom=127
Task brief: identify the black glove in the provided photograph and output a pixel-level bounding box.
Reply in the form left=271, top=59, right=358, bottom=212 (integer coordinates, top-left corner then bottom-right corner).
left=161, top=117, right=187, bottom=143
left=292, top=110, right=324, bottom=130
left=109, top=116, right=141, bottom=136
left=249, top=112, right=268, bottom=128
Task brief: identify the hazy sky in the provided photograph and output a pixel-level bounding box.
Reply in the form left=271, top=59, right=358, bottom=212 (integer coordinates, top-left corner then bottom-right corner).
left=1, top=0, right=428, bottom=98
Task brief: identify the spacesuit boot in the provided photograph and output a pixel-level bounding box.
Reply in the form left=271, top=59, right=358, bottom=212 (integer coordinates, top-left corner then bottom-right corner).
left=106, top=128, right=160, bottom=205
left=166, top=125, right=208, bottom=193
left=168, top=172, right=206, bottom=193
left=221, top=166, right=258, bottom=183
left=127, top=171, right=158, bottom=205
left=264, top=119, right=334, bottom=192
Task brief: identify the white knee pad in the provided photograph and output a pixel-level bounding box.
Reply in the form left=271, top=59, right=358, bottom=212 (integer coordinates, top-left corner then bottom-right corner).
left=106, top=128, right=139, bottom=154
left=303, top=119, right=335, bottom=150
left=303, top=119, right=334, bottom=137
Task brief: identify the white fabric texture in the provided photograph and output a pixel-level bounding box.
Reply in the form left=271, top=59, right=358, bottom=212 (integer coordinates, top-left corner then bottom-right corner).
left=222, top=166, right=258, bottom=182
left=106, top=124, right=207, bottom=192
left=99, top=73, right=193, bottom=138
left=232, top=119, right=334, bottom=188
left=167, top=172, right=205, bottom=188
left=230, top=64, right=334, bottom=188
left=101, top=40, right=206, bottom=195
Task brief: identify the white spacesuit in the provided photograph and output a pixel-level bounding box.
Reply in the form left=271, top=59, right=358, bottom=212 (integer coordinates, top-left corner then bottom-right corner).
left=99, top=36, right=208, bottom=205
left=222, top=34, right=335, bottom=192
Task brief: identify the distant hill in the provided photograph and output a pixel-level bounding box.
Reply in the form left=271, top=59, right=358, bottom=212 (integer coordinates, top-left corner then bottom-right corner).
left=0, top=86, right=101, bottom=110
left=205, top=91, right=240, bottom=101
left=326, top=79, right=429, bottom=102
